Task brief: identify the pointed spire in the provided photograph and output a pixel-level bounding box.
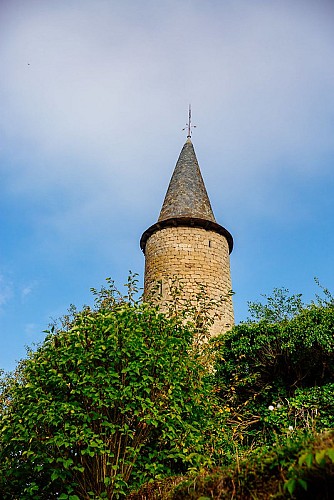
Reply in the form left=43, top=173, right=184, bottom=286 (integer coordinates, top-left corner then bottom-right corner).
left=158, top=139, right=216, bottom=222
left=140, top=129, right=233, bottom=255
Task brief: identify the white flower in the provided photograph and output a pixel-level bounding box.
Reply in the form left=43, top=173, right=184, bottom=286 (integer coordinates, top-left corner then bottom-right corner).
left=288, top=426, right=294, bottom=431
left=268, top=405, right=275, bottom=411
left=277, top=403, right=282, bottom=409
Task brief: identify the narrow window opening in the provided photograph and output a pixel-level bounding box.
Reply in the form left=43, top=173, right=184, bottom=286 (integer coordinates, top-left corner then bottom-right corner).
left=208, top=240, right=211, bottom=248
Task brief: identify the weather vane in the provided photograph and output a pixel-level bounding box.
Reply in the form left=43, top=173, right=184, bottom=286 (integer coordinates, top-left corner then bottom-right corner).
left=183, top=104, right=196, bottom=138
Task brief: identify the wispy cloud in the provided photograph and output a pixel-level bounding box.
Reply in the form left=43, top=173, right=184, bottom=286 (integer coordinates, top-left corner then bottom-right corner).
left=0, top=274, right=13, bottom=310
left=1, top=1, right=333, bottom=225
left=21, top=282, right=37, bottom=300
left=1, top=1, right=333, bottom=183
left=0, top=0, right=332, bottom=249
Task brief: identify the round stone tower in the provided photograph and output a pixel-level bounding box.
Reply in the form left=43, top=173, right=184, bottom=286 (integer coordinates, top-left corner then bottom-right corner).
left=140, top=137, right=234, bottom=335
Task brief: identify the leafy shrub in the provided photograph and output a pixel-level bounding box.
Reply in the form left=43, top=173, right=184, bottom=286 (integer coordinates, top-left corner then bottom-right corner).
left=2, top=283, right=334, bottom=499
left=213, top=299, right=334, bottom=450
left=169, top=431, right=334, bottom=499
left=0, top=278, right=222, bottom=499
left=286, top=430, right=334, bottom=499
left=247, top=288, right=304, bottom=323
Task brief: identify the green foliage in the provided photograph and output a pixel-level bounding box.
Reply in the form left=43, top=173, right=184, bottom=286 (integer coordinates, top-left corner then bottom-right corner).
left=283, top=430, right=334, bottom=498
left=0, top=276, right=221, bottom=499
left=247, top=287, right=304, bottom=323
left=169, top=431, right=334, bottom=499
left=130, top=287, right=334, bottom=499
left=2, top=283, right=334, bottom=499
left=214, top=298, right=334, bottom=452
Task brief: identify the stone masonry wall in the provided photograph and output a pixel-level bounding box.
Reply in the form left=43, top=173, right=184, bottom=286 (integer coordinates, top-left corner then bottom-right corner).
left=144, top=226, right=234, bottom=335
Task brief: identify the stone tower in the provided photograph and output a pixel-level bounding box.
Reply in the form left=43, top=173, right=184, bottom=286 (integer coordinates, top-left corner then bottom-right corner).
left=140, top=137, right=234, bottom=335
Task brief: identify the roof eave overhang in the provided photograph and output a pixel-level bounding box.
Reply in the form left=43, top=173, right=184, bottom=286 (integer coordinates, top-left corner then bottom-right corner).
left=140, top=217, right=233, bottom=254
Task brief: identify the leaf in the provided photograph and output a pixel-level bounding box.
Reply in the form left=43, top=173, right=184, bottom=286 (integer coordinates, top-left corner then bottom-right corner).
left=297, top=478, right=308, bottom=491
left=315, top=450, right=326, bottom=466
left=74, top=465, right=85, bottom=473
left=298, top=452, right=313, bottom=467
left=284, top=478, right=297, bottom=495
left=51, top=470, right=60, bottom=481
left=326, top=449, right=334, bottom=463
left=63, top=458, right=74, bottom=469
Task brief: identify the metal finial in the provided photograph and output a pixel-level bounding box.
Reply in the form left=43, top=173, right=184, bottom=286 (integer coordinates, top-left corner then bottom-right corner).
left=182, top=104, right=196, bottom=138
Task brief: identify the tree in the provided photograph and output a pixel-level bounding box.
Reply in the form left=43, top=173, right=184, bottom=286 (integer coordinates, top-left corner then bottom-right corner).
left=214, top=291, right=334, bottom=451
left=247, top=287, right=304, bottom=323
left=0, top=277, right=220, bottom=499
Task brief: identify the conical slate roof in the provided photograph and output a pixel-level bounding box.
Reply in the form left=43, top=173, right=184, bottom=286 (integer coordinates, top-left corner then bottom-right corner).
left=140, top=138, right=233, bottom=254
left=158, top=138, right=216, bottom=222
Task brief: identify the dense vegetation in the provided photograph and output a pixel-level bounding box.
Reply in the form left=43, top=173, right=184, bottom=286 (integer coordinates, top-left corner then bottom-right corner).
left=0, top=277, right=224, bottom=499
left=131, top=286, right=334, bottom=499
left=0, top=279, right=333, bottom=498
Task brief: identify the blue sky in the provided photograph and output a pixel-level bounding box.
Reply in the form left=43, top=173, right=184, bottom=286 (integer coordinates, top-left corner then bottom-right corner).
left=1, top=0, right=334, bottom=372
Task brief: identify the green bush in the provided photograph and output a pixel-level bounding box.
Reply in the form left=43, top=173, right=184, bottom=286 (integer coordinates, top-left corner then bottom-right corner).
left=0, top=278, right=222, bottom=499
left=169, top=430, right=334, bottom=499
left=2, top=283, right=334, bottom=499
left=213, top=299, right=334, bottom=452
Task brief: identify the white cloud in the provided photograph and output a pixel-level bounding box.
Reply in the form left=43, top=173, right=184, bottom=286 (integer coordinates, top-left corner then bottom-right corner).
left=0, top=275, right=13, bottom=310
left=0, top=0, right=333, bottom=234
left=21, top=282, right=37, bottom=299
